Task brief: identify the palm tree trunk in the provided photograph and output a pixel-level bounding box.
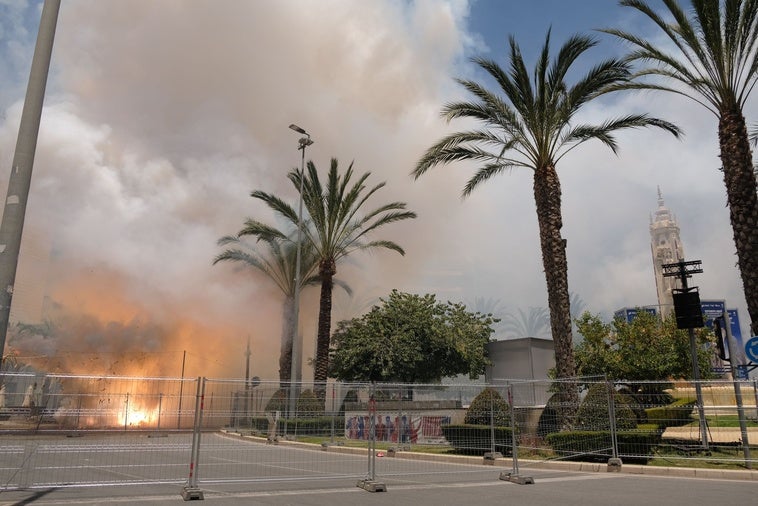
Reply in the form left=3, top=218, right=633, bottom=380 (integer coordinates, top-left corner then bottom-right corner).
left=718, top=107, right=758, bottom=336
left=533, top=164, right=578, bottom=426
left=314, top=259, right=336, bottom=404
left=279, top=296, right=295, bottom=388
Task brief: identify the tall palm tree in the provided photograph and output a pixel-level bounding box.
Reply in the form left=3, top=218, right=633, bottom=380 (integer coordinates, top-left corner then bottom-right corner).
left=214, top=227, right=319, bottom=386
left=253, top=158, right=416, bottom=399
left=605, top=0, right=758, bottom=335
left=502, top=307, right=551, bottom=339
left=413, top=30, right=680, bottom=419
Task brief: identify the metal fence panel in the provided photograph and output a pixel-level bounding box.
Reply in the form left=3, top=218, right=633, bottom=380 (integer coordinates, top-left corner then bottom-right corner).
left=0, top=372, right=197, bottom=489
left=2, top=373, right=756, bottom=491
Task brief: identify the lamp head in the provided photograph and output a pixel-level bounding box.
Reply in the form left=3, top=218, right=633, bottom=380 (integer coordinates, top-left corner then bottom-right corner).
left=289, top=124, right=307, bottom=135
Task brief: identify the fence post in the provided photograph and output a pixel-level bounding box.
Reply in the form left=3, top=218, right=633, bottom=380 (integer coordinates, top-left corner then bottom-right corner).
left=500, top=383, right=534, bottom=484
left=330, top=383, right=336, bottom=444
left=181, top=377, right=205, bottom=501
left=606, top=379, right=622, bottom=471
left=722, top=314, right=752, bottom=469
left=483, top=385, right=501, bottom=464
left=489, top=388, right=496, bottom=456
left=123, top=392, right=129, bottom=431
left=357, top=383, right=386, bottom=492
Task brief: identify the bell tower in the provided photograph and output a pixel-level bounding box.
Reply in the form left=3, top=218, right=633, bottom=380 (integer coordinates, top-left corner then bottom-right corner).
left=650, top=188, right=684, bottom=318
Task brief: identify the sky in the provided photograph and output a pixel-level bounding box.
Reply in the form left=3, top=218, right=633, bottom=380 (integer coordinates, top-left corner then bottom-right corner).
left=0, top=0, right=753, bottom=380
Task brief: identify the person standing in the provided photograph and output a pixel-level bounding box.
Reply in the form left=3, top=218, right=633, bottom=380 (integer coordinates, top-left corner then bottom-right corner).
left=22, top=382, right=36, bottom=408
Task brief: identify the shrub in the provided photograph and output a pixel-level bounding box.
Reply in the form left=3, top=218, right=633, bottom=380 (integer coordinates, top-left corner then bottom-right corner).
left=338, top=390, right=358, bottom=414
left=537, top=393, right=563, bottom=437
left=246, top=416, right=269, bottom=432
left=575, top=383, right=637, bottom=431
left=265, top=389, right=287, bottom=412
left=464, top=388, right=511, bottom=426
left=296, top=389, right=323, bottom=415
left=617, top=387, right=648, bottom=424
left=290, top=416, right=337, bottom=436
left=645, top=398, right=695, bottom=429
left=441, top=424, right=513, bottom=455
left=545, top=430, right=661, bottom=464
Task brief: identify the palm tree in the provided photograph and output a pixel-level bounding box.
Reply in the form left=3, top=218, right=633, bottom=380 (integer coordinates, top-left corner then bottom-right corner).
left=214, top=227, right=319, bottom=386
left=605, top=0, right=758, bottom=335
left=467, top=297, right=507, bottom=339
left=502, top=307, right=551, bottom=339
left=413, top=30, right=680, bottom=419
left=253, top=158, right=416, bottom=400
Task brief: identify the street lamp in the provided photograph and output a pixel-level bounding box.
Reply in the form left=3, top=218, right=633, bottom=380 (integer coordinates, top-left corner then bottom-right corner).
left=288, top=123, right=313, bottom=417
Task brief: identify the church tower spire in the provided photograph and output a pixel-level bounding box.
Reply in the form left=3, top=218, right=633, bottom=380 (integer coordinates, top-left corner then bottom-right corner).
left=650, top=188, right=684, bottom=318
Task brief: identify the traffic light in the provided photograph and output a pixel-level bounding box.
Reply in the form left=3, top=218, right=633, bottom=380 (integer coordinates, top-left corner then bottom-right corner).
left=672, top=288, right=704, bottom=329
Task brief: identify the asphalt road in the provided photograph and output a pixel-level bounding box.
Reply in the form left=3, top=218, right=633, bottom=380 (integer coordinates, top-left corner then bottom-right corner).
left=1, top=431, right=756, bottom=505
left=0, top=463, right=756, bottom=506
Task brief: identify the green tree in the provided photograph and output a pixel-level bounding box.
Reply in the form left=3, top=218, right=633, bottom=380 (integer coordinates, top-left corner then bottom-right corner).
left=253, top=159, right=416, bottom=399
left=214, top=228, right=319, bottom=386
left=412, top=30, right=679, bottom=420
left=574, top=310, right=716, bottom=391
left=606, top=0, right=758, bottom=335
left=329, top=290, right=496, bottom=383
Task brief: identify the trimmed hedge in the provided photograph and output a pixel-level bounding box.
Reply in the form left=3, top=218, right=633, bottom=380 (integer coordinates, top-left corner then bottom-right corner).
left=232, top=416, right=340, bottom=435
left=464, top=388, right=512, bottom=426
left=286, top=416, right=340, bottom=435
left=545, top=430, right=662, bottom=464
left=575, top=383, right=638, bottom=431
left=441, top=424, right=513, bottom=455
left=296, top=390, right=324, bottom=415
left=644, top=398, right=695, bottom=429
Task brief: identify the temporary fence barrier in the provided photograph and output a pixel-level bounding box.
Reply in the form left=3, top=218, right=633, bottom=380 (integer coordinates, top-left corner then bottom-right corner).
left=0, top=372, right=197, bottom=489
left=2, top=372, right=756, bottom=496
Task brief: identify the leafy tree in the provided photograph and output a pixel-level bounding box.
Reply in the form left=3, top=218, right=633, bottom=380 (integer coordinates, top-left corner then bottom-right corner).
left=214, top=226, right=319, bottom=386
left=328, top=290, right=497, bottom=383
left=574, top=310, right=716, bottom=393
left=253, top=159, right=416, bottom=400
left=412, top=30, right=679, bottom=422
left=606, top=0, right=758, bottom=335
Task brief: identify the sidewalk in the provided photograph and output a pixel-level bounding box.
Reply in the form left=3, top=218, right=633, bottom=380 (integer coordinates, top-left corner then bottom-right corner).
left=662, top=426, right=758, bottom=443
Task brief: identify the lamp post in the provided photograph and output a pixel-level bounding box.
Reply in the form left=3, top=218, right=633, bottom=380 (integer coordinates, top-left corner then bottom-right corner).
left=287, top=124, right=313, bottom=418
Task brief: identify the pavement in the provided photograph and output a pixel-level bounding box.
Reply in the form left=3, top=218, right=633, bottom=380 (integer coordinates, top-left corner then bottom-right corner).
left=662, top=425, right=758, bottom=443
left=0, top=426, right=756, bottom=505
left=0, top=440, right=755, bottom=506
left=0, top=463, right=755, bottom=506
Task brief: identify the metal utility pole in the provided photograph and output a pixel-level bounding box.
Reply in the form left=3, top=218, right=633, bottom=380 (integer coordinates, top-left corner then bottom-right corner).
left=662, top=259, right=708, bottom=449
left=244, top=337, right=251, bottom=420
left=0, top=0, right=60, bottom=367
left=177, top=350, right=186, bottom=429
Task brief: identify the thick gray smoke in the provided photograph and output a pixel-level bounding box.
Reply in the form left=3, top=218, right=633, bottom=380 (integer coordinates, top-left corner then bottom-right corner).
left=0, top=1, right=752, bottom=378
